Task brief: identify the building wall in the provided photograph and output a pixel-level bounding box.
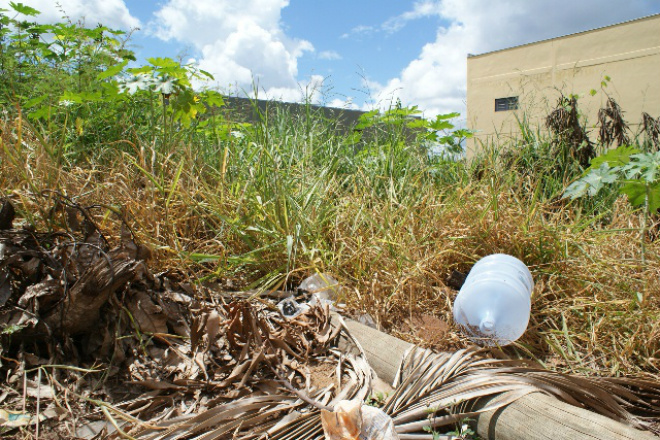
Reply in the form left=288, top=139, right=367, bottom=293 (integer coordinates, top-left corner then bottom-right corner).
left=466, top=14, right=660, bottom=157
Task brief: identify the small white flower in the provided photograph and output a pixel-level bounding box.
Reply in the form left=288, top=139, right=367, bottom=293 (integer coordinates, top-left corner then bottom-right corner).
left=59, top=100, right=75, bottom=108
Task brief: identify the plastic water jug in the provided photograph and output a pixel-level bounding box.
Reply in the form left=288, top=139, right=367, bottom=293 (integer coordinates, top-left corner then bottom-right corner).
left=453, top=254, right=534, bottom=346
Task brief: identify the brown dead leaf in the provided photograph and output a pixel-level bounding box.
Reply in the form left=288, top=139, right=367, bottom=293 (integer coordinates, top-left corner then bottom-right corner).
left=0, top=268, right=10, bottom=307
left=17, top=276, right=61, bottom=312
left=126, top=290, right=168, bottom=335
left=0, top=198, right=15, bottom=230
left=127, top=379, right=186, bottom=391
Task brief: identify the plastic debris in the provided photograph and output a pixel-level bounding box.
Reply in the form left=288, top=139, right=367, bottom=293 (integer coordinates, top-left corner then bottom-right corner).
left=0, top=407, right=63, bottom=433
left=277, top=296, right=310, bottom=318
left=356, top=313, right=377, bottom=329
left=453, top=254, right=533, bottom=346
left=0, top=409, right=33, bottom=430
left=298, top=273, right=340, bottom=302
left=321, top=399, right=399, bottom=440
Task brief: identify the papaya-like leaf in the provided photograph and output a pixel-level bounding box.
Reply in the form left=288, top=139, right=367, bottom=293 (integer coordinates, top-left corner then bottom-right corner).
left=23, top=94, right=49, bottom=109
left=202, top=90, right=224, bottom=108
left=619, top=181, right=647, bottom=207
left=620, top=181, right=660, bottom=212
left=10, top=2, right=40, bottom=16
left=147, top=57, right=180, bottom=68
left=564, top=163, right=618, bottom=199
left=27, top=105, right=51, bottom=121
left=96, top=60, right=128, bottom=80
left=589, top=145, right=639, bottom=170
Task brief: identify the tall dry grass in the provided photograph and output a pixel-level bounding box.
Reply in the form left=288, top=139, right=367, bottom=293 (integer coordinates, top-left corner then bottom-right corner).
left=1, top=105, right=658, bottom=378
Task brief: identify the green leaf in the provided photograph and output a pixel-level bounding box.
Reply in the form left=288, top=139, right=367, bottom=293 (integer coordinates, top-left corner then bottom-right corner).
left=147, top=57, right=180, bottom=68
left=563, top=180, right=590, bottom=200
left=589, top=145, right=639, bottom=170
left=202, top=90, right=224, bottom=108
left=564, top=163, right=618, bottom=199
left=127, top=65, right=154, bottom=75
left=199, top=69, right=215, bottom=80
left=620, top=152, right=660, bottom=183
left=10, top=2, right=40, bottom=16
left=96, top=60, right=128, bottom=80
left=618, top=179, right=660, bottom=212
left=355, top=109, right=380, bottom=130
left=406, top=118, right=428, bottom=129
left=428, top=113, right=460, bottom=131
left=583, top=163, right=618, bottom=195
left=453, top=128, right=473, bottom=139
left=620, top=181, right=660, bottom=212
left=27, top=24, right=51, bottom=34
left=620, top=181, right=649, bottom=208
left=100, top=82, right=123, bottom=100
left=23, top=94, right=48, bottom=109
left=649, top=186, right=660, bottom=213
left=119, top=50, right=137, bottom=62
left=27, top=105, right=51, bottom=121
left=60, top=90, right=103, bottom=103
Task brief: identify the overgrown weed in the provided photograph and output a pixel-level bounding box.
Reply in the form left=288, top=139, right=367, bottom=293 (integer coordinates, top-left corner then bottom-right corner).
left=1, top=3, right=659, bottom=378
left=3, top=103, right=659, bottom=378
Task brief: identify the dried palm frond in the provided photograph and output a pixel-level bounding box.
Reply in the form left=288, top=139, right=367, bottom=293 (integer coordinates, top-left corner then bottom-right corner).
left=545, top=94, right=595, bottom=168
left=119, top=315, right=660, bottom=440
left=385, top=347, right=660, bottom=439
left=115, top=309, right=374, bottom=440
left=642, top=112, right=660, bottom=151
left=598, top=97, right=630, bottom=147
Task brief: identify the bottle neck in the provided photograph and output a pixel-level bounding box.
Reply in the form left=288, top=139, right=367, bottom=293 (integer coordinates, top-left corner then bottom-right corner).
left=480, top=312, right=496, bottom=335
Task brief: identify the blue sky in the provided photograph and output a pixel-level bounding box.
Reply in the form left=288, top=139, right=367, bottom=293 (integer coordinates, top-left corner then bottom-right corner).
left=2, top=0, right=660, bottom=119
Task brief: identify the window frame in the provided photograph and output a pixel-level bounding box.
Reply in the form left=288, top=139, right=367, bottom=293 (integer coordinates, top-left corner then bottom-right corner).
left=495, top=96, right=519, bottom=112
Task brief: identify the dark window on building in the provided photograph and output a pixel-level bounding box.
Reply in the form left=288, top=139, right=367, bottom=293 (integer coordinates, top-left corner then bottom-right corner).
left=495, top=97, right=519, bottom=112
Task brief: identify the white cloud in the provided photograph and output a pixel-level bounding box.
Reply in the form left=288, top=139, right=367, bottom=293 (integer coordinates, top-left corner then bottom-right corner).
left=318, top=50, right=342, bottom=61
left=371, top=0, right=658, bottom=117
left=261, top=74, right=325, bottom=102
left=326, top=97, right=359, bottom=110
left=150, top=0, right=316, bottom=102
left=382, top=1, right=442, bottom=33
left=340, top=24, right=376, bottom=39
left=0, top=0, right=140, bottom=30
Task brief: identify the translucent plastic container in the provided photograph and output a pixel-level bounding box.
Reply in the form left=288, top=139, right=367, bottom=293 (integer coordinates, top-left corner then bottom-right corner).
left=453, top=254, right=534, bottom=346
left=298, top=273, right=340, bottom=302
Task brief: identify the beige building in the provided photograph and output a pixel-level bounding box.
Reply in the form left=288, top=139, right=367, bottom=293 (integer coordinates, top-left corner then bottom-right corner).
left=466, top=14, right=660, bottom=156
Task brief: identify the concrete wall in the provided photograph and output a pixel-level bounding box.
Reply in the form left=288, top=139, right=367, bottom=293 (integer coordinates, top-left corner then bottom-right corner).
left=219, top=96, right=366, bottom=135
left=218, top=96, right=422, bottom=145
left=466, top=14, right=660, bottom=157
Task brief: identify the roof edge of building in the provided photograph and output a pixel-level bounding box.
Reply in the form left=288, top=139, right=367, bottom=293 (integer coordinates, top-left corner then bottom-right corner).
left=467, top=13, right=660, bottom=59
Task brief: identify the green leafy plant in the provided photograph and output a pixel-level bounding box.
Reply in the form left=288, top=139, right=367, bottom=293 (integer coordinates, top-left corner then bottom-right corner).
left=564, top=145, right=660, bottom=263
left=1, top=3, right=231, bottom=163
left=0, top=2, right=135, bottom=160
left=365, top=391, right=389, bottom=407
left=424, top=406, right=477, bottom=440
left=446, top=418, right=477, bottom=439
